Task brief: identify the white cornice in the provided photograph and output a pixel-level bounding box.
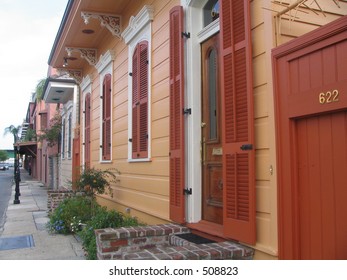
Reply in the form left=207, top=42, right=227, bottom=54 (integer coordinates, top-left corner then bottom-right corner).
left=197, top=18, right=220, bottom=43
left=96, top=50, right=116, bottom=74
left=80, top=74, right=94, bottom=92
left=121, top=5, right=154, bottom=44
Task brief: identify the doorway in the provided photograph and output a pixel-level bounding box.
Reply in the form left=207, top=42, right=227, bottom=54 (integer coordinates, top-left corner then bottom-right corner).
left=201, top=34, right=223, bottom=224
left=273, top=15, right=347, bottom=259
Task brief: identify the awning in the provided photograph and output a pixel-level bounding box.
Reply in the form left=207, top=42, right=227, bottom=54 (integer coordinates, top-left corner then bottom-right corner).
left=15, top=141, right=37, bottom=157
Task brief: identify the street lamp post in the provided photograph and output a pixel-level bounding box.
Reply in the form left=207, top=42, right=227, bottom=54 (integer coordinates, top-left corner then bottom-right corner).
left=13, top=145, right=20, bottom=204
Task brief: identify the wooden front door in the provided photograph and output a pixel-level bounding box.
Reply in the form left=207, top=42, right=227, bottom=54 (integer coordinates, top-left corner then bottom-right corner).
left=296, top=112, right=347, bottom=259
left=273, top=15, right=347, bottom=259
left=201, top=34, right=223, bottom=224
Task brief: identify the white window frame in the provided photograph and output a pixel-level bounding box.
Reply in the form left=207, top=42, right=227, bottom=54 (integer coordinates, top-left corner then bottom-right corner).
left=67, top=112, right=72, bottom=159
left=122, top=5, right=153, bottom=162
left=96, top=50, right=115, bottom=163
left=81, top=75, right=93, bottom=169
left=61, top=102, right=73, bottom=160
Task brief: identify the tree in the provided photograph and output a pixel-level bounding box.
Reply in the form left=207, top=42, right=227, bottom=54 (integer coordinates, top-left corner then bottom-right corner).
left=0, top=150, right=8, bottom=162
left=35, top=78, right=46, bottom=101
left=4, top=125, right=21, bottom=144
left=38, top=111, right=62, bottom=147
left=4, top=124, right=21, bottom=203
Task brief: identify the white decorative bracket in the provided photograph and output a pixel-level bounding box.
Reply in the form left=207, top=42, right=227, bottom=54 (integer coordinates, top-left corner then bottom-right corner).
left=66, top=47, right=98, bottom=66
left=56, top=68, right=83, bottom=83
left=81, top=11, right=122, bottom=38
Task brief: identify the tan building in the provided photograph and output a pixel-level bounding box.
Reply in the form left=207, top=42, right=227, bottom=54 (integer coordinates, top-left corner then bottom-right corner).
left=46, top=0, right=347, bottom=259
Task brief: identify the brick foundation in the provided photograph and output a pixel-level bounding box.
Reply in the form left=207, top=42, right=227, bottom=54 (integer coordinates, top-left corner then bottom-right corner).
left=47, top=189, right=75, bottom=213
left=96, top=224, right=254, bottom=260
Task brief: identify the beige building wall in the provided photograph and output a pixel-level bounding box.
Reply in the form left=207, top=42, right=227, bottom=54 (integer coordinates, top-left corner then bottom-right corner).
left=89, top=0, right=180, bottom=224
left=82, top=0, right=347, bottom=259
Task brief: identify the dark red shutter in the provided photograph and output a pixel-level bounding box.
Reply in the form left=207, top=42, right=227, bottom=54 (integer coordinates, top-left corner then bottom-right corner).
left=132, top=41, right=148, bottom=159
left=220, top=0, right=256, bottom=244
left=85, top=93, right=91, bottom=168
left=102, top=74, right=111, bottom=160
left=169, top=6, right=185, bottom=223
left=41, top=113, right=47, bottom=130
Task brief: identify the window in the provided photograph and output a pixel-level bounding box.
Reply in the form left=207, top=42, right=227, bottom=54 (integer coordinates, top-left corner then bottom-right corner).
left=203, top=0, right=220, bottom=27
left=96, top=51, right=115, bottom=162
left=207, top=48, right=218, bottom=141
left=102, top=74, right=111, bottom=161
left=67, top=113, right=72, bottom=158
left=84, top=93, right=91, bottom=168
left=61, top=118, right=66, bottom=159
left=40, top=113, right=47, bottom=130
left=131, top=41, right=148, bottom=159
left=122, top=5, right=153, bottom=161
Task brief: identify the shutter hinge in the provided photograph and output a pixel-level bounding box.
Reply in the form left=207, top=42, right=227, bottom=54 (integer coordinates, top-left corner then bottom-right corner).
left=100, top=96, right=103, bottom=99
left=183, top=108, right=191, bottom=115
left=82, top=143, right=85, bottom=145
left=182, top=32, right=190, bottom=39
left=128, top=138, right=132, bottom=142
left=83, top=111, right=85, bottom=114
left=240, top=144, right=253, bottom=151
left=184, top=188, right=192, bottom=195
left=129, top=72, right=133, bottom=77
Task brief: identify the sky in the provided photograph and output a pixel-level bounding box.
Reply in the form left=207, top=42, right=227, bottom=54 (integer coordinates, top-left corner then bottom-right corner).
left=0, top=0, right=68, bottom=149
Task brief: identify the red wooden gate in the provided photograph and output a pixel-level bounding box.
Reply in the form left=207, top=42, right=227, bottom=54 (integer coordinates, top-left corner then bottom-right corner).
left=273, top=15, right=347, bottom=259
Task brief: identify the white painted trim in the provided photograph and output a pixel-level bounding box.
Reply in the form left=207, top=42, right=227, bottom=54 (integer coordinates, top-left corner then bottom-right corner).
left=81, top=80, right=92, bottom=168
left=121, top=5, right=154, bottom=44
left=125, top=9, right=152, bottom=162
left=96, top=50, right=116, bottom=74
left=183, top=0, right=220, bottom=223
left=197, top=18, right=220, bottom=43
left=98, top=53, right=114, bottom=163
left=80, top=74, right=93, bottom=92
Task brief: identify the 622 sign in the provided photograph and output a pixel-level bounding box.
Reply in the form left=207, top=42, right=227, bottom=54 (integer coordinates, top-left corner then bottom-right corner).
left=319, top=90, right=339, bottom=104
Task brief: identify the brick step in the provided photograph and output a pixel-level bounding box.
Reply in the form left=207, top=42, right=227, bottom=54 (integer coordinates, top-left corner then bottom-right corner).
left=96, top=224, right=254, bottom=260
left=122, top=242, right=253, bottom=260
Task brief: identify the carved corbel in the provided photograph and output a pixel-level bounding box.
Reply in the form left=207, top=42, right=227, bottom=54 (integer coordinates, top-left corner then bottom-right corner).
left=66, top=47, right=98, bottom=66
left=56, top=68, right=83, bottom=84
left=81, top=11, right=122, bottom=38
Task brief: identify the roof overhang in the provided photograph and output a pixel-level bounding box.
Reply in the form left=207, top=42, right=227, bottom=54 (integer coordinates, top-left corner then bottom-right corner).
left=15, top=141, right=37, bottom=157
left=43, top=78, right=76, bottom=104
left=48, top=0, right=129, bottom=75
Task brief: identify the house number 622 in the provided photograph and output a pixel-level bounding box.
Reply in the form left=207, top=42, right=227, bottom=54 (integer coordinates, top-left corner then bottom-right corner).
left=319, top=90, right=339, bottom=104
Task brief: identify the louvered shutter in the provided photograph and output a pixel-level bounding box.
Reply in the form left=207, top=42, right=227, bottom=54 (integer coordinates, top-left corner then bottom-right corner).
left=169, top=6, right=185, bottom=223
left=132, top=48, right=139, bottom=157
left=85, top=93, right=91, bottom=168
left=132, top=41, right=148, bottom=158
left=102, top=74, right=111, bottom=160
left=220, top=0, right=256, bottom=245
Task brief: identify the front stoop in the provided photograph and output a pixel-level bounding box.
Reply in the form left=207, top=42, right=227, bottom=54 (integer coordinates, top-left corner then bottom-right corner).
left=96, top=224, right=254, bottom=260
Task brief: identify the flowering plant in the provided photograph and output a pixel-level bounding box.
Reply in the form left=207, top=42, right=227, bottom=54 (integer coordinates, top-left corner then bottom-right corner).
left=74, top=167, right=119, bottom=197
left=70, top=216, right=84, bottom=233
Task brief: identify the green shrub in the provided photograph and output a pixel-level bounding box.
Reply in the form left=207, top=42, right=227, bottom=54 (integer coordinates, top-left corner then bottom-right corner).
left=47, top=195, right=93, bottom=234
left=47, top=195, right=142, bottom=260
left=78, top=206, right=141, bottom=260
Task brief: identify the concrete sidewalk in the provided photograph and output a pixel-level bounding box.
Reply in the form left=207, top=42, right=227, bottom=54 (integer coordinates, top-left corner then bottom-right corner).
left=0, top=171, right=85, bottom=260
